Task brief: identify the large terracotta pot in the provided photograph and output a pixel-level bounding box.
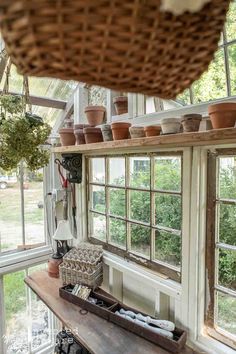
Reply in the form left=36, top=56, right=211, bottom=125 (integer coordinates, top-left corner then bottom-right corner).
left=84, top=105, right=106, bottom=126
left=59, top=128, right=76, bottom=146
left=144, top=125, right=161, bottom=137
left=208, top=102, right=236, bottom=129
left=83, top=127, right=103, bottom=144
left=74, top=124, right=90, bottom=145
left=181, top=114, right=202, bottom=132
left=113, top=96, right=128, bottom=115
left=111, top=122, right=131, bottom=140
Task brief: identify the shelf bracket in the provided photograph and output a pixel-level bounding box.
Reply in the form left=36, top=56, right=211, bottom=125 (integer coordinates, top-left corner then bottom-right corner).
left=60, top=153, right=83, bottom=184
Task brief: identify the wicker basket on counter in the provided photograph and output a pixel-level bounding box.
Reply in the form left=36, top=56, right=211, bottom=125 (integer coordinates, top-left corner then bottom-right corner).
left=59, top=243, right=103, bottom=289
left=0, top=0, right=230, bottom=98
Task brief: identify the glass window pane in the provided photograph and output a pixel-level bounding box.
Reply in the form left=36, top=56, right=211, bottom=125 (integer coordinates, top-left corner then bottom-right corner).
left=154, top=156, right=181, bottom=191
left=216, top=291, right=236, bottom=337
left=90, top=158, right=105, bottom=183
left=109, top=158, right=125, bottom=186
left=109, top=188, right=126, bottom=217
left=91, top=185, right=105, bottom=213
left=31, top=105, right=62, bottom=127
left=109, top=218, right=126, bottom=248
left=225, top=1, right=236, bottom=42
left=176, top=89, right=191, bottom=105
left=25, top=172, right=45, bottom=247
left=155, top=193, right=182, bottom=230
left=130, top=157, right=150, bottom=189
left=0, top=170, right=22, bottom=253
left=130, top=190, right=150, bottom=224
left=90, top=212, right=106, bottom=241
left=228, top=44, right=236, bottom=96
left=192, top=49, right=227, bottom=103
left=218, top=156, right=236, bottom=200
left=130, top=223, right=151, bottom=258
left=4, top=270, right=29, bottom=354
left=218, top=248, right=236, bottom=291
left=218, top=203, right=236, bottom=246
left=155, top=230, right=181, bottom=267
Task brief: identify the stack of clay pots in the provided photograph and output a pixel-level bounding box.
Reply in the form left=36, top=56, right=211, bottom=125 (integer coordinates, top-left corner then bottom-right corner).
left=59, top=118, right=76, bottom=146
left=83, top=105, right=106, bottom=144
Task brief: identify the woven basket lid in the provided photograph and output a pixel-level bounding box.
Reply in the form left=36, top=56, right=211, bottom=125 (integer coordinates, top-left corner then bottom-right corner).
left=0, top=0, right=230, bottom=99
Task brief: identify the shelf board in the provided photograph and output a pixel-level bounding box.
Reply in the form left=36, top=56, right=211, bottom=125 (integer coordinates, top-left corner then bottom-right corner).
left=52, top=127, right=236, bottom=154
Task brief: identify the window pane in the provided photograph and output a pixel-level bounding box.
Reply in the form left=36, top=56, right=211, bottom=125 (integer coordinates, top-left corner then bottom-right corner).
left=90, top=158, right=105, bottom=183
left=228, top=44, right=236, bottom=97
left=109, top=218, right=126, bottom=248
left=32, top=105, right=61, bottom=127
left=130, top=157, right=150, bottom=189
left=109, top=188, right=126, bottom=217
left=0, top=171, right=22, bottom=253
left=218, top=203, right=236, bottom=246
left=155, top=230, right=181, bottom=267
left=192, top=49, right=227, bottom=103
left=154, top=157, right=181, bottom=191
left=176, top=89, right=191, bottom=105
left=218, top=156, right=236, bottom=200
left=216, top=291, right=236, bottom=336
left=4, top=270, right=29, bottom=354
left=25, top=173, right=45, bottom=247
left=109, top=158, right=125, bottom=186
left=155, top=193, right=182, bottom=230
left=218, top=248, right=236, bottom=291
left=130, top=190, right=150, bottom=224
left=90, top=212, right=106, bottom=241
left=225, top=1, right=236, bottom=42
left=130, top=223, right=150, bottom=258
left=91, top=185, right=105, bottom=213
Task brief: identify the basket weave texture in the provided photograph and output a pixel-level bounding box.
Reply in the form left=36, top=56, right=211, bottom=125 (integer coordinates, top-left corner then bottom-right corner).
left=59, top=243, right=103, bottom=289
left=0, top=0, right=230, bottom=98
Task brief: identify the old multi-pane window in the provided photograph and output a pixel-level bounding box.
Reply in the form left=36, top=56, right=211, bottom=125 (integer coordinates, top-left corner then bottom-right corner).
left=206, top=150, right=236, bottom=350
left=87, top=153, right=182, bottom=281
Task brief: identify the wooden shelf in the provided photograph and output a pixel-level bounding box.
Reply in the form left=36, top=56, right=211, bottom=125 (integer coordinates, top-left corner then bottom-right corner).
left=25, top=271, right=197, bottom=354
left=52, top=127, right=236, bottom=154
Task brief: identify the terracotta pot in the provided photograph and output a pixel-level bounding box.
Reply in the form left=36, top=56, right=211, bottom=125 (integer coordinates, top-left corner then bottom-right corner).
left=113, top=96, right=128, bottom=115
left=83, top=127, right=103, bottom=144
left=59, top=128, right=76, bottom=146
left=111, top=122, right=131, bottom=140
left=74, top=124, right=90, bottom=145
left=84, top=105, right=106, bottom=126
left=101, top=124, right=113, bottom=141
left=161, top=118, right=181, bottom=134
left=208, top=102, right=236, bottom=129
left=181, top=114, right=202, bottom=132
left=48, top=256, right=63, bottom=278
left=129, top=126, right=145, bottom=139
left=144, top=125, right=161, bottom=137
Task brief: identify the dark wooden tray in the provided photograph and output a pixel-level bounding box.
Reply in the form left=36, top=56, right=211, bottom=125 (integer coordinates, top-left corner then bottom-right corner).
left=59, top=285, right=187, bottom=353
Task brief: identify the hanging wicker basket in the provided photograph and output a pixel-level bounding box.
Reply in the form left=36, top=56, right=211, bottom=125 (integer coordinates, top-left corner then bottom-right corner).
left=0, top=0, right=230, bottom=99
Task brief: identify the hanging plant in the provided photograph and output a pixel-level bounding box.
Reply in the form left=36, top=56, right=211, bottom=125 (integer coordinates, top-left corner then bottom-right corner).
left=0, top=94, right=51, bottom=171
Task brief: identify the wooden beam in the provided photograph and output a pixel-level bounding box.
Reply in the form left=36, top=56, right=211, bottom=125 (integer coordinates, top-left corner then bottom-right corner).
left=0, top=89, right=67, bottom=110
left=52, top=127, right=236, bottom=154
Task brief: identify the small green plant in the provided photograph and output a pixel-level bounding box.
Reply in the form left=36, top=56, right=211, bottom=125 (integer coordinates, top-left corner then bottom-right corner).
left=0, top=94, right=51, bottom=171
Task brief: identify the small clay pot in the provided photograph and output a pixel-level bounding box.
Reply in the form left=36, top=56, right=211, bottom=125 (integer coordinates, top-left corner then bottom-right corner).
left=84, top=105, right=106, bottom=126
left=129, top=126, right=145, bottom=139
left=101, top=124, right=113, bottom=141
left=144, top=125, right=161, bottom=137
left=161, top=118, right=181, bottom=135
left=181, top=114, right=202, bottom=132
left=59, top=128, right=76, bottom=146
left=208, top=102, right=236, bottom=129
left=113, top=96, right=128, bottom=115
left=83, top=127, right=103, bottom=144
left=111, top=122, right=131, bottom=140
left=74, top=124, right=90, bottom=145
left=48, top=256, right=63, bottom=278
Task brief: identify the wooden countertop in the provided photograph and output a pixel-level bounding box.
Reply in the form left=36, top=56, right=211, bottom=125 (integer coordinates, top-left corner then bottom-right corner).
left=25, top=270, right=198, bottom=354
